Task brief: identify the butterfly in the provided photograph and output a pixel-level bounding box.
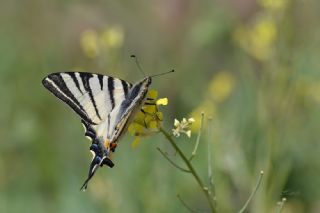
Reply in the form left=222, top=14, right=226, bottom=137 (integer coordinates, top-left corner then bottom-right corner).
left=42, top=71, right=156, bottom=190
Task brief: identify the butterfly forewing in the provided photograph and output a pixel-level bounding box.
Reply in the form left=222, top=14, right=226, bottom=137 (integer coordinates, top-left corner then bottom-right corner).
left=42, top=72, right=132, bottom=125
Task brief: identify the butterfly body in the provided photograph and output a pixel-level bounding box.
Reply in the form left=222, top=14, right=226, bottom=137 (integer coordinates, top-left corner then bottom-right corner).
left=42, top=72, right=152, bottom=189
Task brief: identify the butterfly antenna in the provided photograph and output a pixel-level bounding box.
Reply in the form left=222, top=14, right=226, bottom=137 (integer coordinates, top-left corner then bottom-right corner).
left=150, top=69, right=175, bottom=78
left=131, top=54, right=146, bottom=77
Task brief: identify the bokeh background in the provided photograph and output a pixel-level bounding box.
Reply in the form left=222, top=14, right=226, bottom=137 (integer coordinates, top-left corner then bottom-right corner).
left=1, top=0, right=320, bottom=212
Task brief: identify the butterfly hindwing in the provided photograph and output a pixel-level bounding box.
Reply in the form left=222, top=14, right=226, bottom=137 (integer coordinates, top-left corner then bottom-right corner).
left=107, top=77, right=152, bottom=142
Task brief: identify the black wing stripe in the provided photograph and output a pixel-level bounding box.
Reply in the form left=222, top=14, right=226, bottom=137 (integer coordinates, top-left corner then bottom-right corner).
left=121, top=80, right=129, bottom=99
left=98, top=75, right=104, bottom=90
left=48, top=74, right=85, bottom=111
left=79, top=73, right=102, bottom=120
left=67, top=72, right=83, bottom=95
left=42, top=76, right=95, bottom=124
left=43, top=72, right=134, bottom=127
left=108, top=77, right=115, bottom=109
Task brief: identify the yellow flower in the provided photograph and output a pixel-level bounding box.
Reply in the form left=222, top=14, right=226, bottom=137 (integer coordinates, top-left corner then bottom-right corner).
left=209, top=71, right=235, bottom=103
left=190, top=100, right=216, bottom=132
left=156, top=98, right=168, bottom=105
left=80, top=26, right=124, bottom=59
left=233, top=16, right=277, bottom=61
left=128, top=90, right=168, bottom=147
left=131, top=137, right=141, bottom=148
left=189, top=71, right=235, bottom=132
left=80, top=30, right=99, bottom=59
left=100, top=26, right=124, bottom=49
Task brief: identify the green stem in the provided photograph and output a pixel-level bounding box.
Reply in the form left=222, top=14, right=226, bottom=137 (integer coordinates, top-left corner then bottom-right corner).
left=160, top=127, right=216, bottom=213
left=207, top=117, right=215, bottom=202
left=275, top=198, right=286, bottom=213
left=189, top=112, right=204, bottom=162
left=177, top=194, right=199, bottom=213
left=157, top=147, right=191, bottom=173
left=238, top=171, right=264, bottom=213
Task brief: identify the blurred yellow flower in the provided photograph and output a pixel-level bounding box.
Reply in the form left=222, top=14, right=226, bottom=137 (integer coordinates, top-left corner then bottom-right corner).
left=189, top=71, right=235, bottom=131
left=101, top=26, right=124, bottom=49
left=80, top=26, right=124, bottom=59
left=131, top=136, right=141, bottom=148
left=128, top=90, right=167, bottom=148
left=190, top=100, right=216, bottom=131
left=80, top=30, right=99, bottom=59
left=253, top=18, right=277, bottom=47
left=233, top=16, right=277, bottom=60
left=209, top=71, right=235, bottom=103
left=259, top=0, right=288, bottom=10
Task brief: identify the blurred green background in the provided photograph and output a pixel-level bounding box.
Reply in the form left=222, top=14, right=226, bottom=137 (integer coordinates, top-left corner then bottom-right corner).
left=1, top=0, right=320, bottom=212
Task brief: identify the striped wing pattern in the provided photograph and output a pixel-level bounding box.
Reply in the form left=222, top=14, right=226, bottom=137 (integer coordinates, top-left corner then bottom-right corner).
left=42, top=72, right=132, bottom=125
left=43, top=71, right=152, bottom=190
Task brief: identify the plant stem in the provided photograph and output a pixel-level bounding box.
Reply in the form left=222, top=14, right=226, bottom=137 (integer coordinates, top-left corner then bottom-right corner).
left=157, top=147, right=191, bottom=173
left=207, top=117, right=215, bottom=202
left=160, top=127, right=216, bottom=213
left=189, top=112, right=204, bottom=162
left=177, top=194, right=199, bottom=213
left=238, top=171, right=264, bottom=213
left=276, top=198, right=286, bottom=213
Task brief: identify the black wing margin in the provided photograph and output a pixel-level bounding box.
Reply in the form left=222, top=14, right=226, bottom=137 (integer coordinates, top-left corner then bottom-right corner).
left=42, top=73, right=97, bottom=124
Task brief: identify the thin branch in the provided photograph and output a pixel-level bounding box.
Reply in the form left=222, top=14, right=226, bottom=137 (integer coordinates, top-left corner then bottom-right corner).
left=177, top=194, right=200, bottom=213
left=276, top=198, right=287, bottom=213
left=238, top=171, right=264, bottom=213
left=207, top=117, right=215, bottom=202
left=160, top=127, right=217, bottom=213
left=189, top=112, right=205, bottom=162
left=157, top=147, right=191, bottom=173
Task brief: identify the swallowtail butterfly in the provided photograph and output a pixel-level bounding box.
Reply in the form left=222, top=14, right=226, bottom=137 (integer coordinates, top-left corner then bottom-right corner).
left=42, top=68, right=173, bottom=190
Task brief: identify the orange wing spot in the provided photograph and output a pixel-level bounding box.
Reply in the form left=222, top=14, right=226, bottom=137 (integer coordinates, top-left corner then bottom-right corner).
left=111, top=143, right=117, bottom=150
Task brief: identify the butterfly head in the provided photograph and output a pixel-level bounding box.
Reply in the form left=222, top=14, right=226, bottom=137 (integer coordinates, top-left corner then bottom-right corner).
left=142, top=76, right=152, bottom=87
